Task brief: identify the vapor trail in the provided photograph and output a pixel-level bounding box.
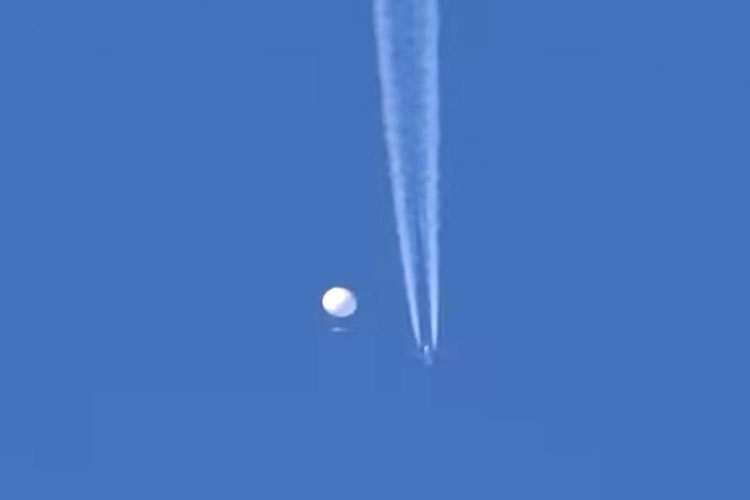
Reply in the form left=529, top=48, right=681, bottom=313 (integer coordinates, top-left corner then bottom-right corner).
left=374, top=0, right=440, bottom=354
left=420, top=0, right=440, bottom=351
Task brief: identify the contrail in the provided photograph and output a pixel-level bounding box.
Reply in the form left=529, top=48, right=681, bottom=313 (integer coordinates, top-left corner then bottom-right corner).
left=420, top=0, right=440, bottom=351
left=373, top=0, right=440, bottom=356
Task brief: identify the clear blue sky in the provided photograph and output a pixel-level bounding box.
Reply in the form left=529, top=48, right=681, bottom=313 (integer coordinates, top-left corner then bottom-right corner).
left=1, top=1, right=747, bottom=498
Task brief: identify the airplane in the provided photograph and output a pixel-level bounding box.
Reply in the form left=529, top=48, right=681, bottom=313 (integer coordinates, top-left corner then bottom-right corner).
left=421, top=344, right=434, bottom=366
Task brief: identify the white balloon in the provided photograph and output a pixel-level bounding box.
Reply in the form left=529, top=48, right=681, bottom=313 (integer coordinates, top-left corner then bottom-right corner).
left=322, top=287, right=357, bottom=318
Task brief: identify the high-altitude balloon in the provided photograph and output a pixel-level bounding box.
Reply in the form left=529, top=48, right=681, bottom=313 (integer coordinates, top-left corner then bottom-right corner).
left=322, top=287, right=357, bottom=318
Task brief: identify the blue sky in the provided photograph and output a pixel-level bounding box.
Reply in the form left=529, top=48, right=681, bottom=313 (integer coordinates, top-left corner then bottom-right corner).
left=1, top=1, right=747, bottom=498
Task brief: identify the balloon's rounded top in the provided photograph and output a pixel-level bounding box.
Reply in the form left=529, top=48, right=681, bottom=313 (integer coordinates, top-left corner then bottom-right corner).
left=322, top=287, right=357, bottom=318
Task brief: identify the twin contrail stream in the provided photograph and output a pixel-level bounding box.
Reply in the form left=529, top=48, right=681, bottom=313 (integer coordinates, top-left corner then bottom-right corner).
left=374, top=0, right=440, bottom=359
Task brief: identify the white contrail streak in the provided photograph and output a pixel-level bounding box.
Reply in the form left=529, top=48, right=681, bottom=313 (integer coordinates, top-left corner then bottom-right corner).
left=373, top=0, right=423, bottom=347
left=421, top=0, right=440, bottom=351
left=373, top=0, right=440, bottom=355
